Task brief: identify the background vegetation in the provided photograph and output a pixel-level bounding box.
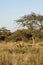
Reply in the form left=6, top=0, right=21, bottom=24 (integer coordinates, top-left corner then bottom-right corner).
left=0, top=13, right=43, bottom=65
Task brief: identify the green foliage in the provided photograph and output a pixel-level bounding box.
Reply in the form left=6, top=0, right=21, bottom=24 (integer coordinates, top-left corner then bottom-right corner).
left=8, top=29, right=33, bottom=42
left=0, top=27, right=11, bottom=42
left=0, top=27, right=43, bottom=42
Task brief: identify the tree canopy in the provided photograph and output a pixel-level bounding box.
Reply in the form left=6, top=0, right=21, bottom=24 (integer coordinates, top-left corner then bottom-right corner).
left=16, top=12, right=43, bottom=31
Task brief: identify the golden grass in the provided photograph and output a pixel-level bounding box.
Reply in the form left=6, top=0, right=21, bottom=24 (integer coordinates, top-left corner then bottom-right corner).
left=0, top=41, right=43, bottom=65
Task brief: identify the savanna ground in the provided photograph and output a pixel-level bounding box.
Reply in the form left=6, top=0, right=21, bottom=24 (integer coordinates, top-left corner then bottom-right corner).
left=0, top=41, right=43, bottom=65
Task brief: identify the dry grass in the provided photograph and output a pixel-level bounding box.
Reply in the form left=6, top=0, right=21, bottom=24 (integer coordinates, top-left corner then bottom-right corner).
left=0, top=41, right=43, bottom=65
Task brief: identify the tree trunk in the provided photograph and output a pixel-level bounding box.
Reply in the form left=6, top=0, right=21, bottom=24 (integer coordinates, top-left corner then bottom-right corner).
left=32, top=36, right=35, bottom=47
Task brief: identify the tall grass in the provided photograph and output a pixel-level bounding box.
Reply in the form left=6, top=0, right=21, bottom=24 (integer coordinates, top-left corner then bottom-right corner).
left=0, top=41, right=43, bottom=65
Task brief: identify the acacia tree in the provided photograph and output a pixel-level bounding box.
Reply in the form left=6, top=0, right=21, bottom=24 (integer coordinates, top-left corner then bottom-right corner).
left=16, top=12, right=43, bottom=45
left=0, top=27, right=11, bottom=38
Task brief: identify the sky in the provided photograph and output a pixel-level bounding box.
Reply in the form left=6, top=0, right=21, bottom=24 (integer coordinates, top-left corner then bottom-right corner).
left=0, top=0, right=43, bottom=31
